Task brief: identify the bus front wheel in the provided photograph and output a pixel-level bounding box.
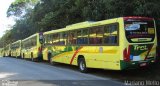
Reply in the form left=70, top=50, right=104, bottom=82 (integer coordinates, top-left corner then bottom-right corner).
left=50, top=57, right=57, bottom=65
left=78, top=58, right=88, bottom=73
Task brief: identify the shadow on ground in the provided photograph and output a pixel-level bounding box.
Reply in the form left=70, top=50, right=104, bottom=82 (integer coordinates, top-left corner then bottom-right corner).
left=43, top=61, right=160, bottom=81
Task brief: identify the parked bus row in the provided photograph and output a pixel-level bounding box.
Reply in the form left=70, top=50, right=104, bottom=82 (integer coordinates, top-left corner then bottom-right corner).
left=0, top=16, right=158, bottom=72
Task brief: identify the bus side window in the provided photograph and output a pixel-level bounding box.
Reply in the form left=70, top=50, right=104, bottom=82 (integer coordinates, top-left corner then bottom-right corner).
left=29, top=39, right=32, bottom=48
left=26, top=40, right=28, bottom=48
left=60, top=32, right=67, bottom=45
left=59, top=33, right=64, bottom=45
left=34, top=37, right=37, bottom=46
left=77, top=29, right=89, bottom=45
left=44, top=35, right=47, bottom=44
left=31, top=38, right=34, bottom=46
left=104, top=24, right=118, bottom=44
left=77, top=30, right=82, bottom=44
left=33, top=37, right=36, bottom=46
left=68, top=31, right=77, bottom=45
left=22, top=43, right=24, bottom=49
left=53, top=34, right=60, bottom=45
left=44, top=34, right=52, bottom=45
left=89, top=27, right=103, bottom=44
left=82, top=29, right=89, bottom=44
left=49, top=35, right=53, bottom=44
left=77, top=29, right=88, bottom=44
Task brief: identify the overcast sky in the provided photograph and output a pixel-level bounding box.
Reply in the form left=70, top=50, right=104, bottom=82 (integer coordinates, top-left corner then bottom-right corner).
left=0, top=0, right=15, bottom=37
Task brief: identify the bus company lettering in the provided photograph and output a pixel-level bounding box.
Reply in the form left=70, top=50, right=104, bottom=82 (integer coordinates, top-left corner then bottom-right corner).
left=134, top=45, right=148, bottom=51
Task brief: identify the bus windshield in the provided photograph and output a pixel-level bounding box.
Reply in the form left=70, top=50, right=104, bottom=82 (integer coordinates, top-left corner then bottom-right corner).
left=124, top=19, right=155, bottom=43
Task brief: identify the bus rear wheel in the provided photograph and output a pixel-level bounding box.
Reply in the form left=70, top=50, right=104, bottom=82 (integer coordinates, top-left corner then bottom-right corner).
left=22, top=53, right=25, bottom=59
left=31, top=53, right=34, bottom=61
left=78, top=58, right=88, bottom=73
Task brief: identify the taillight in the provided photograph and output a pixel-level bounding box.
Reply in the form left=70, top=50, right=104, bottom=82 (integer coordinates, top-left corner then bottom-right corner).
left=123, top=46, right=131, bottom=62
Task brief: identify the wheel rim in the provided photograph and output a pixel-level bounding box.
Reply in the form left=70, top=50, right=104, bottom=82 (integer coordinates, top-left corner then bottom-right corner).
left=80, top=61, right=85, bottom=71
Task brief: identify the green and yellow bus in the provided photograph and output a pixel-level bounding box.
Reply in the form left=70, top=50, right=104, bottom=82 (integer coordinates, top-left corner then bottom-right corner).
left=42, top=17, right=157, bottom=72
left=4, top=44, right=11, bottom=57
left=11, top=40, right=22, bottom=58
left=21, top=33, right=43, bottom=61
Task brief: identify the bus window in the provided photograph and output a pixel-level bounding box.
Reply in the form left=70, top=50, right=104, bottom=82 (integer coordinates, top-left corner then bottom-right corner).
left=60, top=32, right=67, bottom=45
left=31, top=37, right=36, bottom=46
left=60, top=33, right=64, bottom=45
left=82, top=29, right=89, bottom=44
left=124, top=20, right=155, bottom=43
left=68, top=31, right=77, bottom=45
left=77, top=30, right=82, bottom=44
left=104, top=24, right=118, bottom=44
left=28, top=39, right=31, bottom=48
left=89, top=26, right=103, bottom=44
left=77, top=29, right=89, bottom=45
left=44, top=35, right=52, bottom=44
left=53, top=34, right=59, bottom=45
left=44, top=35, right=48, bottom=44
left=34, top=37, right=36, bottom=46
left=34, top=37, right=37, bottom=46
left=48, top=35, right=53, bottom=44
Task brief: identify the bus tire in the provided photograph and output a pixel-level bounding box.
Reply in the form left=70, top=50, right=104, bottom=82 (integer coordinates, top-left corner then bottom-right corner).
left=31, top=53, right=34, bottom=61
left=19, top=53, right=22, bottom=59
left=78, top=58, right=88, bottom=73
left=48, top=53, right=52, bottom=62
left=36, top=52, right=43, bottom=62
left=50, top=57, right=55, bottom=65
left=22, top=53, right=25, bottom=59
left=31, top=57, right=34, bottom=62
left=48, top=53, right=56, bottom=65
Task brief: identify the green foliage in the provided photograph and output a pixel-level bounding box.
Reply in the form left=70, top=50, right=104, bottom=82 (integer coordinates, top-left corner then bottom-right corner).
left=7, top=0, right=39, bottom=17
left=1, top=0, right=160, bottom=47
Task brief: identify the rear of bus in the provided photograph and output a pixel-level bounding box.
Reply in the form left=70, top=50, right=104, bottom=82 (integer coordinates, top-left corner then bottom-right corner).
left=121, top=17, right=157, bottom=70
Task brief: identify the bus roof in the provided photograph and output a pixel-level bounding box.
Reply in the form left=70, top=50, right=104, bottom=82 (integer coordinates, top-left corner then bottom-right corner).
left=66, top=21, right=94, bottom=28
left=11, top=40, right=21, bottom=45
left=33, top=16, right=155, bottom=37
left=22, top=33, right=37, bottom=42
left=123, top=16, right=154, bottom=21
left=43, top=18, right=120, bottom=35
left=44, top=21, right=92, bottom=35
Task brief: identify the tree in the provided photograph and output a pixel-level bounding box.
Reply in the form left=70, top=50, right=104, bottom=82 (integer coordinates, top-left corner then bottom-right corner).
left=1, top=0, right=160, bottom=47
left=7, top=0, right=39, bottom=18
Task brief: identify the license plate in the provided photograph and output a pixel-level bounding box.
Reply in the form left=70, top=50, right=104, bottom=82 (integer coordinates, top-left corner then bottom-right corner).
left=140, top=63, right=147, bottom=67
